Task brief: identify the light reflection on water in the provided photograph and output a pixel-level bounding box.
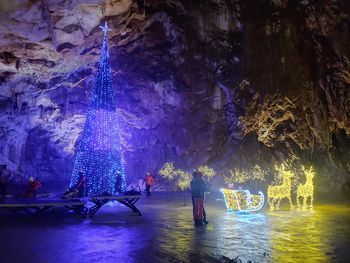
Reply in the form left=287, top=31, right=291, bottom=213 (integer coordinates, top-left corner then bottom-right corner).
left=0, top=195, right=349, bottom=263
left=156, top=202, right=350, bottom=262
left=267, top=206, right=349, bottom=263
left=211, top=211, right=270, bottom=262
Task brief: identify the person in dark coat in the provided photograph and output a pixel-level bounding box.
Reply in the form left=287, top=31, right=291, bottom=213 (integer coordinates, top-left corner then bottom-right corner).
left=63, top=171, right=86, bottom=199
left=74, top=171, right=86, bottom=197
left=191, top=171, right=208, bottom=226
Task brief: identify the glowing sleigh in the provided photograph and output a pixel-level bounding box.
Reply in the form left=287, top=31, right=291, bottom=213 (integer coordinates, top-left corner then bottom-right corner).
left=220, top=189, right=265, bottom=212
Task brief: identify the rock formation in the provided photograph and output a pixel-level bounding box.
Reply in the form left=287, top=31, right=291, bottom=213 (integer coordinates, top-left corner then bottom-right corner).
left=0, top=0, right=349, bottom=194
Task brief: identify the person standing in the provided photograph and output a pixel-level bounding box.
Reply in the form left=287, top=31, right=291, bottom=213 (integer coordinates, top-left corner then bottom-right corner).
left=74, top=171, right=87, bottom=197
left=191, top=171, right=208, bottom=226
left=24, top=176, right=42, bottom=198
left=144, top=171, right=154, bottom=197
left=114, top=171, right=122, bottom=194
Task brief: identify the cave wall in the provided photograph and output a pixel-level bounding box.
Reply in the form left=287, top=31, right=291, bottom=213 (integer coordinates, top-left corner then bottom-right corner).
left=0, top=0, right=349, bottom=194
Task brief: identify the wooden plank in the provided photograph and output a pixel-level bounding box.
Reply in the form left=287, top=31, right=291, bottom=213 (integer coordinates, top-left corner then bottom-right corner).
left=88, top=195, right=141, bottom=201
left=0, top=202, right=83, bottom=208
left=0, top=198, right=84, bottom=208
left=0, top=194, right=141, bottom=216
left=0, top=193, right=55, bottom=198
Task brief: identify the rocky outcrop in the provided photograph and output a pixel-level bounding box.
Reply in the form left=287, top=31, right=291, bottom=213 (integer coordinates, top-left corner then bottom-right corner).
left=0, top=0, right=349, bottom=194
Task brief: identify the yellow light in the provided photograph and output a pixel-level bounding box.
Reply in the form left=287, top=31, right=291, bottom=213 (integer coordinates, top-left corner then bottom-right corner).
left=296, top=166, right=315, bottom=209
left=160, top=163, right=217, bottom=191
left=159, top=162, right=176, bottom=180
left=221, top=189, right=240, bottom=210
left=177, top=170, right=191, bottom=191
left=251, top=164, right=266, bottom=181
left=220, top=188, right=265, bottom=212
left=159, top=162, right=191, bottom=190
left=198, top=165, right=216, bottom=180
left=225, top=168, right=250, bottom=184
left=267, top=164, right=294, bottom=210
left=224, top=165, right=266, bottom=187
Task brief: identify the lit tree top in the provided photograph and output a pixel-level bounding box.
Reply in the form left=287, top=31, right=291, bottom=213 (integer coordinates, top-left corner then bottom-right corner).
left=99, top=21, right=112, bottom=37
left=89, top=21, right=115, bottom=111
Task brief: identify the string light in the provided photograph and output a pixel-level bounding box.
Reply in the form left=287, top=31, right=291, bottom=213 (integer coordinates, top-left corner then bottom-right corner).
left=267, top=164, right=293, bottom=210
left=226, top=168, right=250, bottom=184
left=159, top=162, right=176, bottom=180
left=296, top=166, right=315, bottom=209
left=159, top=163, right=218, bottom=191
left=159, top=162, right=314, bottom=212
left=198, top=165, right=216, bottom=180
left=177, top=170, right=191, bottom=191
left=251, top=165, right=266, bottom=181
left=225, top=165, right=266, bottom=186
left=159, top=162, right=191, bottom=190
left=70, top=22, right=126, bottom=196
left=220, top=188, right=265, bottom=212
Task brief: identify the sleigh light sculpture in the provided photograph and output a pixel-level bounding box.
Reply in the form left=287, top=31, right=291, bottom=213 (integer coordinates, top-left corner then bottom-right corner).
left=220, top=189, right=265, bottom=212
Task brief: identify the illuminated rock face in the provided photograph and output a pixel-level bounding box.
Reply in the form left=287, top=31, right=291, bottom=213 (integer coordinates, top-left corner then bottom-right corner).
left=0, top=1, right=349, bottom=193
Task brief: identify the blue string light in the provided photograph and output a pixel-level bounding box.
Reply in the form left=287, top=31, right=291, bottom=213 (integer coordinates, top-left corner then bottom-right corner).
left=70, top=22, right=126, bottom=196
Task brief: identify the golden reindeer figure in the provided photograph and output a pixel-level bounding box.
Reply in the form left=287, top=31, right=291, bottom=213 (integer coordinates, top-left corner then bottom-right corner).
left=267, top=164, right=294, bottom=210
left=296, top=166, right=315, bottom=209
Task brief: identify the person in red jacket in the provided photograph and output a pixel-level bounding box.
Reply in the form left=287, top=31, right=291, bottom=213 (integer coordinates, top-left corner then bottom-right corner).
left=144, top=171, right=154, bottom=197
left=24, top=176, right=42, bottom=198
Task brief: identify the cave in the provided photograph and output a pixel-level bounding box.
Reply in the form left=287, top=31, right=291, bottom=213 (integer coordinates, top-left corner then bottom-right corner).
left=0, top=1, right=349, bottom=262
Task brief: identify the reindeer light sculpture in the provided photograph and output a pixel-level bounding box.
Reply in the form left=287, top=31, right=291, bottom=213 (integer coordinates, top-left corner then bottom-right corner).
left=296, top=166, right=315, bottom=209
left=267, top=164, right=294, bottom=210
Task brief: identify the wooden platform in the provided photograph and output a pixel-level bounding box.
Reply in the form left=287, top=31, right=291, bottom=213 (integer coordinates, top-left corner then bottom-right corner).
left=88, top=194, right=142, bottom=217
left=0, top=192, right=142, bottom=218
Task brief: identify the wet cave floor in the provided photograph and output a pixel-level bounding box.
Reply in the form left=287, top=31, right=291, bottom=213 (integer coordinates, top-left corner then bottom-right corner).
left=0, top=192, right=349, bottom=263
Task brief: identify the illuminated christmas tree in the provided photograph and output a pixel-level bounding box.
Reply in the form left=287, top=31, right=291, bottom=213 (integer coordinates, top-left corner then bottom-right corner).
left=70, top=22, right=126, bottom=196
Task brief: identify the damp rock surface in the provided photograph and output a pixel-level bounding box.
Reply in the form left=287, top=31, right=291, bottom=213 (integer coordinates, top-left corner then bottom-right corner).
left=0, top=1, right=349, bottom=192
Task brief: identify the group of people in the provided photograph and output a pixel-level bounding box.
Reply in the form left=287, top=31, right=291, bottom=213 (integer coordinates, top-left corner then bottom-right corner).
left=2, top=164, right=209, bottom=226
left=0, top=164, right=42, bottom=198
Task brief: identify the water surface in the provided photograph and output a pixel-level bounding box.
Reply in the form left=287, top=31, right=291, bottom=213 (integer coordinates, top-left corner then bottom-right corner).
left=0, top=192, right=349, bottom=262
